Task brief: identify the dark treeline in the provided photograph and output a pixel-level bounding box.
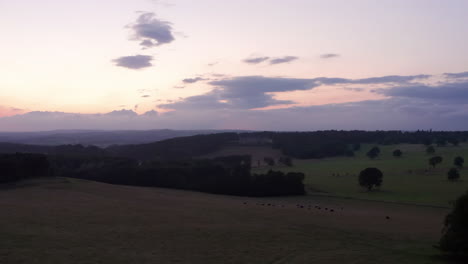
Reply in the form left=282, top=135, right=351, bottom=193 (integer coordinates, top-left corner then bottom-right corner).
left=51, top=154, right=305, bottom=196
left=106, top=133, right=238, bottom=160
left=0, top=153, right=51, bottom=183
left=268, top=130, right=468, bottom=159
left=2, top=130, right=468, bottom=161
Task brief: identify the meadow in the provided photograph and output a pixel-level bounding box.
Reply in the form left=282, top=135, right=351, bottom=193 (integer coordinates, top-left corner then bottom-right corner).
left=255, top=143, right=468, bottom=207
left=0, top=178, right=451, bottom=264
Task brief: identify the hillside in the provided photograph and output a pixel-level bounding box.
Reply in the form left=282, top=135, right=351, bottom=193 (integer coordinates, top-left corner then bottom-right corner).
left=0, top=129, right=239, bottom=147
left=0, top=178, right=449, bottom=264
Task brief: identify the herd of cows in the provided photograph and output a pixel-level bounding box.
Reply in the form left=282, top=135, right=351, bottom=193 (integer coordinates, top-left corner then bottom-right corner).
left=242, top=201, right=392, bottom=220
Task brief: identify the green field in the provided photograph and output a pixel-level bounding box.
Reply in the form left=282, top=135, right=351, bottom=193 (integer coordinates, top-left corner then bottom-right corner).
left=255, top=143, right=468, bottom=207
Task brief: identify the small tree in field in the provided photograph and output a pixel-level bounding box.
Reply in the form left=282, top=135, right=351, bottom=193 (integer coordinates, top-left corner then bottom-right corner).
left=454, top=156, right=464, bottom=168
left=429, top=156, right=443, bottom=168
left=447, top=168, right=460, bottom=181
left=366, top=146, right=380, bottom=159
left=426, top=146, right=435, bottom=155
left=393, top=149, right=402, bottom=158
left=439, top=191, right=468, bottom=261
left=359, top=168, right=383, bottom=191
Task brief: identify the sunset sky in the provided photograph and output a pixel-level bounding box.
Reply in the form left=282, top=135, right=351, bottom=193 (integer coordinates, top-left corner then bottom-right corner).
left=1, top=0, right=468, bottom=131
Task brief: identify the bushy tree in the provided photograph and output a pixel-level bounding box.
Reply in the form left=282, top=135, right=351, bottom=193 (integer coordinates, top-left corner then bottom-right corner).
left=366, top=146, right=380, bottom=159
left=454, top=156, right=464, bottom=168
left=429, top=156, right=443, bottom=168
left=359, top=168, right=383, bottom=191
left=448, top=168, right=460, bottom=181
left=426, top=146, right=436, bottom=155
left=439, top=191, right=468, bottom=260
left=393, top=149, right=402, bottom=158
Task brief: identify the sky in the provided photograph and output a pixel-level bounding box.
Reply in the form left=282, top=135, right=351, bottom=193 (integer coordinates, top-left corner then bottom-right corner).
left=1, top=0, right=468, bottom=131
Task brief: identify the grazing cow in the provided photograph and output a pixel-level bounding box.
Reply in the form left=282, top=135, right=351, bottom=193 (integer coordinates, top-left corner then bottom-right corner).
left=330, top=209, right=334, bottom=212
left=386, top=216, right=391, bottom=220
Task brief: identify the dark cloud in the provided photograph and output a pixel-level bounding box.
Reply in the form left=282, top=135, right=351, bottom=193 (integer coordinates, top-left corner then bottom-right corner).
left=342, top=87, right=365, bottom=92
left=320, top=53, right=340, bottom=59
left=163, top=76, right=317, bottom=110
left=105, top=109, right=138, bottom=117
left=143, top=110, right=158, bottom=117
left=243, top=57, right=270, bottom=64
left=130, top=12, right=175, bottom=48
left=269, top=56, right=299, bottom=65
left=162, top=74, right=432, bottom=110
left=374, top=81, right=468, bottom=103
left=444, top=71, right=468, bottom=79
left=182, top=77, right=208, bottom=84
left=141, top=95, right=151, bottom=98
left=314, top=74, right=430, bottom=85
left=113, top=55, right=153, bottom=69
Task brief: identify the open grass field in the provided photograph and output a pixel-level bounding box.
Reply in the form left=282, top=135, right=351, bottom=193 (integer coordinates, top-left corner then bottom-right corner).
left=0, top=178, right=453, bottom=264
left=253, top=143, right=468, bottom=207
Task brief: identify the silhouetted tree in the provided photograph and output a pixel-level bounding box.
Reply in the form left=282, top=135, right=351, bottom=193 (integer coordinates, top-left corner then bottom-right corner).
left=426, top=146, right=436, bottom=155
left=366, top=146, right=380, bottom=159
left=359, top=168, right=383, bottom=191
left=448, top=168, right=460, bottom=181
left=454, top=156, right=464, bottom=168
left=393, top=149, right=403, bottom=158
left=0, top=154, right=51, bottom=183
left=439, top=191, right=468, bottom=260
left=429, top=156, right=443, bottom=168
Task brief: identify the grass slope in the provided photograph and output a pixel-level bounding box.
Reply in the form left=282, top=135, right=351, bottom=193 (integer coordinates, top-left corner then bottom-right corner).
left=0, top=178, right=451, bottom=264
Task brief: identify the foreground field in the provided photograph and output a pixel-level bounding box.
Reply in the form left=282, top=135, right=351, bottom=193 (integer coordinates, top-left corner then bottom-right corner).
left=0, top=178, right=452, bottom=264
left=253, top=143, right=468, bottom=207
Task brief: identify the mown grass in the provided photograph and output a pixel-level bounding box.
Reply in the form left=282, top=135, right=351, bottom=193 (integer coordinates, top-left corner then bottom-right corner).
left=254, top=143, right=468, bottom=207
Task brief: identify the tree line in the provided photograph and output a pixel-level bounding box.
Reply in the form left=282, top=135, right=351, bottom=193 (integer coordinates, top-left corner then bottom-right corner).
left=50, top=154, right=305, bottom=197
left=0, top=153, right=51, bottom=183
left=2, top=130, right=468, bottom=161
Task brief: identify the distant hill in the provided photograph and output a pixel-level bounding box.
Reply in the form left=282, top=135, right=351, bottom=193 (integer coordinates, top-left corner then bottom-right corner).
left=0, top=129, right=243, bottom=147
left=1, top=130, right=468, bottom=161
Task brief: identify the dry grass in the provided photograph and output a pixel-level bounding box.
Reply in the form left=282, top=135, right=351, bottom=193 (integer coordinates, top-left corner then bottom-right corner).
left=0, top=178, right=453, bottom=264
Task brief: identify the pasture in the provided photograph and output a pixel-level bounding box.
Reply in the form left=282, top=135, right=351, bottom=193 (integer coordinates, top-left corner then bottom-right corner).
left=0, top=178, right=451, bottom=264
left=254, top=143, right=468, bottom=207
